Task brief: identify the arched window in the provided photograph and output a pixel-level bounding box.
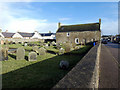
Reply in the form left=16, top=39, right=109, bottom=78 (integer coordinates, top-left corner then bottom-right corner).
left=67, top=32, right=70, bottom=37
left=75, top=38, right=79, bottom=44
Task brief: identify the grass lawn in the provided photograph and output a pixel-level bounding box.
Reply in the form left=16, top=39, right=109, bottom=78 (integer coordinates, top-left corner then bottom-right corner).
left=1, top=44, right=93, bottom=88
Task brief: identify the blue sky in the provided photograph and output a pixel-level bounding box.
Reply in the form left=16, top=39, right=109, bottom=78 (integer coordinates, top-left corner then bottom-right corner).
left=0, top=2, right=118, bottom=35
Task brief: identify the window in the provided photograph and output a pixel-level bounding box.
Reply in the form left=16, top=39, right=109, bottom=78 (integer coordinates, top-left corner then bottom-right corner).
left=67, top=32, right=70, bottom=37
left=75, top=38, right=79, bottom=44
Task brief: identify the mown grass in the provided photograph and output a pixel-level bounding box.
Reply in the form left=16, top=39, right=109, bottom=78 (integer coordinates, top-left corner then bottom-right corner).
left=1, top=43, right=93, bottom=88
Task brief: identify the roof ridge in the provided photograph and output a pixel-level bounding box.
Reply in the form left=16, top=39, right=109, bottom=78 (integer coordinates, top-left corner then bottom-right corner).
left=61, top=22, right=99, bottom=27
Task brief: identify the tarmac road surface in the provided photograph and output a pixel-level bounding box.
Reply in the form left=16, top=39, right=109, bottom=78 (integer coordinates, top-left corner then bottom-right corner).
left=99, top=42, right=119, bottom=88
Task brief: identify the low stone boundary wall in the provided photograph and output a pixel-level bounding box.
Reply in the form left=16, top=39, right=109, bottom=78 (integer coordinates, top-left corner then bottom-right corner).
left=0, top=38, right=44, bottom=43
left=53, top=44, right=100, bottom=88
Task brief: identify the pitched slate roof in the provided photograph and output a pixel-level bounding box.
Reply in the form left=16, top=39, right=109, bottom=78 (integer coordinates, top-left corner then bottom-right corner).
left=18, top=32, right=34, bottom=37
left=2, top=32, right=15, bottom=38
left=40, top=33, right=55, bottom=36
left=57, top=23, right=100, bottom=32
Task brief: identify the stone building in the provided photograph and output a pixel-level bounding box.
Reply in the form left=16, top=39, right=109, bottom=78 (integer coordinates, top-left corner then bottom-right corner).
left=56, top=19, right=101, bottom=46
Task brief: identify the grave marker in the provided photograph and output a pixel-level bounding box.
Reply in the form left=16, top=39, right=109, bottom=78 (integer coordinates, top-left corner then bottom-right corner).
left=16, top=47, right=25, bottom=60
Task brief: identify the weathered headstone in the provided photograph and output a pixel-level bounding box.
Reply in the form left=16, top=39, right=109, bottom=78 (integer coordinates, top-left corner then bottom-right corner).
left=51, top=41, right=56, bottom=45
left=39, top=43, right=44, bottom=47
left=28, top=52, right=37, bottom=61
left=63, top=43, right=72, bottom=53
left=24, top=43, right=27, bottom=46
left=16, top=47, right=25, bottom=60
left=3, top=48, right=8, bottom=60
left=38, top=47, right=46, bottom=55
left=0, top=48, right=2, bottom=61
left=59, top=48, right=65, bottom=55
left=44, top=44, right=49, bottom=49
left=33, top=46, right=39, bottom=53
left=59, top=60, right=69, bottom=70
left=0, top=48, right=8, bottom=61
left=75, top=46, right=80, bottom=50
left=1, top=40, right=4, bottom=45
left=56, top=43, right=61, bottom=49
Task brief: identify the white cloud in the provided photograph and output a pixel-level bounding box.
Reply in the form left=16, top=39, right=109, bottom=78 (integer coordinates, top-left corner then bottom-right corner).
left=0, top=2, right=57, bottom=33
left=101, top=20, right=118, bottom=35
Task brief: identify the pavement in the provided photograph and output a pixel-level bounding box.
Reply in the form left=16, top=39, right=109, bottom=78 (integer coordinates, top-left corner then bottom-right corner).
left=99, top=42, right=119, bottom=88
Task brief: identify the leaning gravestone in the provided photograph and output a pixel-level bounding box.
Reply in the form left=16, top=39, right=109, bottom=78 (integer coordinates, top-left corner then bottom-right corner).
left=38, top=47, right=46, bottom=55
left=59, top=48, right=65, bottom=55
left=16, top=47, right=25, bottom=60
left=28, top=52, right=37, bottom=61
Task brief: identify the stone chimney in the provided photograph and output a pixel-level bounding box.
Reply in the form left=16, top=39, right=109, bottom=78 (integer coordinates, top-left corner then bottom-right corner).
left=58, top=22, right=61, bottom=28
left=49, top=31, right=51, bottom=33
left=5, top=30, right=8, bottom=32
left=99, top=18, right=101, bottom=25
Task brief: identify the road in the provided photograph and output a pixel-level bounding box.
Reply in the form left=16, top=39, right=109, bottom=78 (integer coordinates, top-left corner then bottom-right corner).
left=99, top=42, right=119, bottom=88
left=104, top=42, right=120, bottom=64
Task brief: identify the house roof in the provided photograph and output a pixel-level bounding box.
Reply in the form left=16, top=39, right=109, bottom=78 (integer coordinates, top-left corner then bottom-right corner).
left=18, top=32, right=34, bottom=37
left=40, top=33, right=55, bottom=36
left=57, top=23, right=100, bottom=32
left=2, top=32, right=15, bottom=38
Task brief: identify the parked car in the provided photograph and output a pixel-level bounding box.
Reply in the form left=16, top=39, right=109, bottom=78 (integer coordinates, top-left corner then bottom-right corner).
left=102, top=39, right=107, bottom=44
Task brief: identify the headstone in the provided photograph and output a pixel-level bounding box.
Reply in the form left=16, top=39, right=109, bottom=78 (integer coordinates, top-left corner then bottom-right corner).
left=51, top=41, right=56, bottom=45
left=56, top=43, right=61, bottom=49
left=0, top=48, right=8, bottom=61
left=59, top=48, right=65, bottom=55
left=44, top=45, right=49, bottom=49
left=38, top=47, right=46, bottom=55
left=63, top=43, right=72, bottom=53
left=39, top=43, right=44, bottom=47
left=3, top=48, right=8, bottom=60
left=75, top=46, right=80, bottom=50
left=32, top=46, right=39, bottom=53
left=5, top=40, right=9, bottom=45
left=59, top=60, right=69, bottom=70
left=16, top=47, right=25, bottom=60
left=0, top=48, right=2, bottom=61
left=1, top=40, right=4, bottom=45
left=28, top=52, right=37, bottom=61
left=24, top=43, right=27, bottom=46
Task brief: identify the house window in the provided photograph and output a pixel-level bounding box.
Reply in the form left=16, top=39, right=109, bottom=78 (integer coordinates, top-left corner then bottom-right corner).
left=67, top=32, right=70, bottom=37
left=75, top=38, right=79, bottom=44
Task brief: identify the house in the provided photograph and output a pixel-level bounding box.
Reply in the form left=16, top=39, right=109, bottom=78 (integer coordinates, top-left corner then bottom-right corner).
left=12, top=32, right=34, bottom=39
left=56, top=19, right=101, bottom=46
left=0, top=30, right=56, bottom=40
left=2, top=32, right=15, bottom=38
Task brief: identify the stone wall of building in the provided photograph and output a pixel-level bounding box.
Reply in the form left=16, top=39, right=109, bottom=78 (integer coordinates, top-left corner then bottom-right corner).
left=56, top=31, right=101, bottom=46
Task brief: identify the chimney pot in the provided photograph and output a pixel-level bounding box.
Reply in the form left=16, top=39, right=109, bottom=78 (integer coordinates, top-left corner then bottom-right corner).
left=58, top=22, right=61, bottom=28
left=99, top=18, right=101, bottom=24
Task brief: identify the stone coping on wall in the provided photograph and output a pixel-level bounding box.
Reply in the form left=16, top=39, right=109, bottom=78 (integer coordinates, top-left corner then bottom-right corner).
left=52, top=44, right=99, bottom=88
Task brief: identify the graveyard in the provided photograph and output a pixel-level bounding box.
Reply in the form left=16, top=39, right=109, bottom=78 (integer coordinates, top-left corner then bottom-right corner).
left=1, top=41, right=93, bottom=88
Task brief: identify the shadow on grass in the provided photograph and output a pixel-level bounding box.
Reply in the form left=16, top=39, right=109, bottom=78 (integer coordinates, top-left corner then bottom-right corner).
left=25, top=56, right=28, bottom=61
left=8, top=54, right=16, bottom=60
left=3, top=45, right=92, bottom=88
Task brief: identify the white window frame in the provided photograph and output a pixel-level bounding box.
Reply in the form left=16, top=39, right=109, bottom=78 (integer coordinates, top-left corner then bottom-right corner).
left=75, top=38, right=79, bottom=44
left=67, top=32, right=70, bottom=37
